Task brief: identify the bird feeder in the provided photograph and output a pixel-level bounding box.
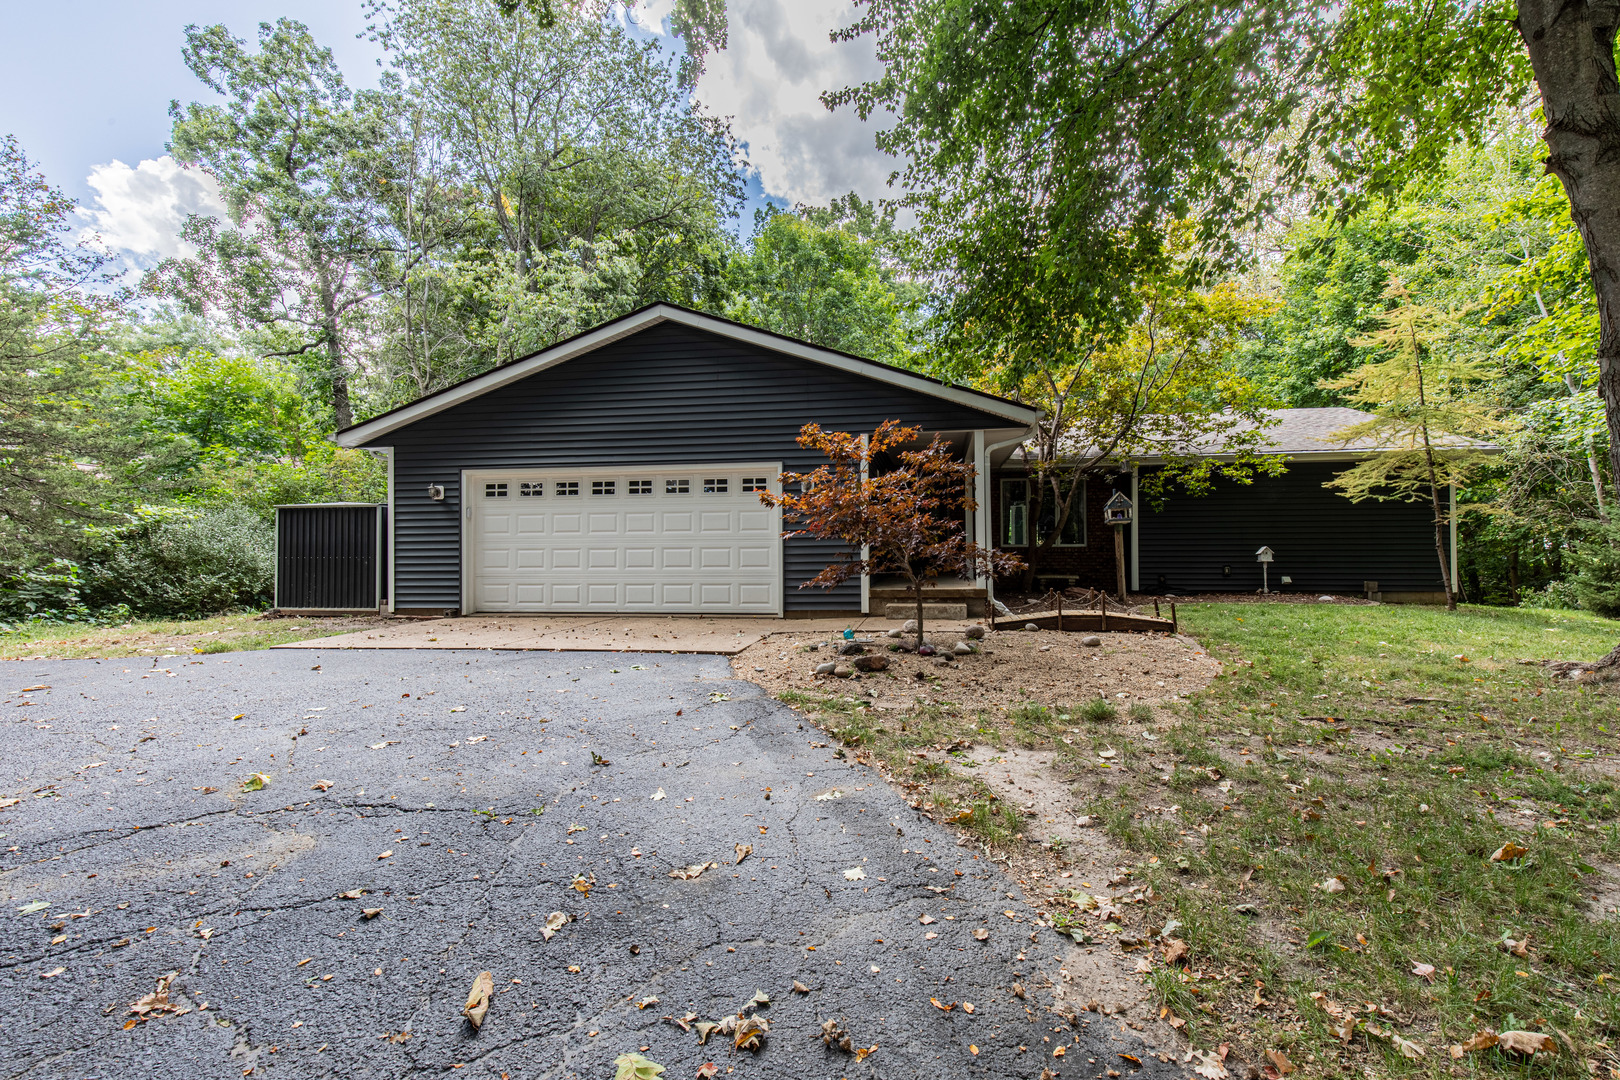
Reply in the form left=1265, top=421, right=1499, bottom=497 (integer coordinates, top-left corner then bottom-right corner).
left=1255, top=545, right=1275, bottom=593
left=1104, top=491, right=1134, bottom=601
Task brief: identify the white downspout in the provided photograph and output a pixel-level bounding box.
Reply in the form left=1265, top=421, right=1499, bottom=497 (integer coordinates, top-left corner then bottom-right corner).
left=971, top=430, right=988, bottom=586
left=982, top=426, right=1039, bottom=609
left=860, top=433, right=870, bottom=616
left=1129, top=468, right=1140, bottom=593
left=1449, top=482, right=1458, bottom=602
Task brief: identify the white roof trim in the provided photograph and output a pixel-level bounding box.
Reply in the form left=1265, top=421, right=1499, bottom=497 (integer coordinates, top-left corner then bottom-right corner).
left=335, top=305, right=1041, bottom=446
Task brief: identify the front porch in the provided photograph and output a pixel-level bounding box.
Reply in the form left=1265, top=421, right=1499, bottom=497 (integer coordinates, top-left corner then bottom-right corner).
left=868, top=575, right=988, bottom=620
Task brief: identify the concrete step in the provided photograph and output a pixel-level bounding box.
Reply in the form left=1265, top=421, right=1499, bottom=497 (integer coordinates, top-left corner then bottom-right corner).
left=881, top=602, right=968, bottom=620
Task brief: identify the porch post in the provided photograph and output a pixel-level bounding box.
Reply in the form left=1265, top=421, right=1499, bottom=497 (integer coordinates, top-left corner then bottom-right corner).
left=971, top=430, right=989, bottom=586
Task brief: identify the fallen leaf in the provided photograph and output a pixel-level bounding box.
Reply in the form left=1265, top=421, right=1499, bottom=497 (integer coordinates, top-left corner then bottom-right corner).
left=1318, top=876, right=1345, bottom=894
left=338, top=889, right=365, bottom=900
left=591, top=751, right=611, bottom=766
left=40, top=966, right=65, bottom=979
left=651, top=788, right=665, bottom=801
left=919, top=914, right=935, bottom=925
left=369, top=741, right=397, bottom=750
left=973, top=928, right=990, bottom=941
left=733, top=1014, right=769, bottom=1051
left=1497, top=1030, right=1556, bottom=1056
left=1265, top=1049, right=1294, bottom=1075
left=1501, top=935, right=1530, bottom=957
left=18, top=900, right=49, bottom=915
left=1458, top=1031, right=1499, bottom=1053
left=377, top=850, right=393, bottom=860
left=854, top=1045, right=877, bottom=1061
left=746, top=989, right=770, bottom=1010
left=1191, top=1050, right=1229, bottom=1079
left=311, top=780, right=333, bottom=791
left=1411, top=961, right=1435, bottom=982
left=1491, top=842, right=1529, bottom=862
left=1392, top=1035, right=1426, bottom=1059
left=734, top=843, right=752, bottom=865
left=962, top=1002, right=975, bottom=1014
left=1162, top=938, right=1188, bottom=964
left=463, top=970, right=494, bottom=1030
left=613, top=1052, right=666, bottom=1079
left=240, top=772, right=270, bottom=792
left=362, top=908, right=383, bottom=919
left=792, top=980, right=811, bottom=994
left=694, top=1020, right=719, bottom=1044
left=1053, top=1045, right=1067, bottom=1057
left=541, top=911, right=569, bottom=942
left=572, top=873, right=594, bottom=896
left=843, top=867, right=866, bottom=881
left=636, top=996, right=659, bottom=1009
left=0, top=797, right=18, bottom=808
left=128, top=972, right=190, bottom=1021
left=465, top=735, right=486, bottom=743
left=669, top=862, right=719, bottom=880
left=696, top=1065, right=719, bottom=1079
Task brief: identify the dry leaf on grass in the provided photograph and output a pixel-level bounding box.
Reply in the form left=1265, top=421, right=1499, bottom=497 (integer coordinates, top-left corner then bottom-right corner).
left=1491, top=842, right=1529, bottom=862
left=1190, top=1050, right=1228, bottom=1079
left=734, top=843, right=752, bottom=865
left=463, top=970, right=494, bottom=1030
left=1410, top=962, right=1435, bottom=982
left=1265, top=1049, right=1295, bottom=1075
left=669, top=862, right=718, bottom=880
left=1392, top=1035, right=1426, bottom=1059
left=1497, top=1031, right=1556, bottom=1056
left=1163, top=938, right=1189, bottom=964
left=1318, top=876, right=1345, bottom=894
left=1501, top=935, right=1530, bottom=957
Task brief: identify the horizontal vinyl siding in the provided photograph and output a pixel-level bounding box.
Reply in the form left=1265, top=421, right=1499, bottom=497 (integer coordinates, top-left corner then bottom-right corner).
left=1137, top=462, right=1443, bottom=595
left=372, top=322, right=1010, bottom=611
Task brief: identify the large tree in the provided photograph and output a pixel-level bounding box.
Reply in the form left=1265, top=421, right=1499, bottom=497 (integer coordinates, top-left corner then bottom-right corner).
left=160, top=20, right=399, bottom=430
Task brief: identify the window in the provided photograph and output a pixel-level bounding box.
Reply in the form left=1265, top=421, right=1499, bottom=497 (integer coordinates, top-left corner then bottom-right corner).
left=703, top=477, right=729, bottom=494
left=484, top=482, right=508, bottom=498
left=1002, top=476, right=1086, bottom=547
left=1000, top=479, right=1027, bottom=546
left=555, top=481, right=579, bottom=496
left=591, top=480, right=616, bottom=496
left=665, top=478, right=690, bottom=494
left=742, top=477, right=768, bottom=492
left=628, top=479, right=653, bottom=495
left=519, top=482, right=542, bottom=497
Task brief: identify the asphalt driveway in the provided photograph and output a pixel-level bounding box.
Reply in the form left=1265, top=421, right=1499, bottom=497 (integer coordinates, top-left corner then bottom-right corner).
left=0, top=650, right=1173, bottom=1079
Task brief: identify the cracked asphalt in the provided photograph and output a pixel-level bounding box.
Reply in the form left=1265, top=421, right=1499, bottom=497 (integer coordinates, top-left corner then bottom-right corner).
left=1, top=650, right=1177, bottom=1079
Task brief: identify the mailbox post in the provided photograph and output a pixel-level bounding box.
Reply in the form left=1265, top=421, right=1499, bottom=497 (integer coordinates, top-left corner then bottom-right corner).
left=1255, top=545, right=1275, bottom=594
left=1103, top=491, right=1134, bottom=602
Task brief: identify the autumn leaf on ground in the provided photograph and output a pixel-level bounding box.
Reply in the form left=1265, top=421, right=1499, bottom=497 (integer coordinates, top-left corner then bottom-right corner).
left=1391, top=1035, right=1425, bottom=1058
left=694, top=1021, right=719, bottom=1044
left=669, top=862, right=718, bottom=880
left=240, top=772, right=270, bottom=792
left=0, top=797, right=19, bottom=808
left=128, top=972, right=189, bottom=1022
left=362, top=908, right=383, bottom=919
left=651, top=788, right=665, bottom=801
left=369, top=741, right=397, bottom=750
left=311, top=780, right=333, bottom=791
left=931, top=997, right=954, bottom=1012
left=843, top=867, right=866, bottom=881
left=591, top=752, right=610, bottom=766
left=541, top=911, right=569, bottom=942
left=1264, top=1049, right=1295, bottom=1075
left=636, top=996, right=659, bottom=1009
left=613, top=1052, right=666, bottom=1079
left=338, top=889, right=365, bottom=900
left=18, top=900, right=49, bottom=915
left=1497, top=1031, right=1556, bottom=1055
left=734, top=1015, right=769, bottom=1051
left=1411, top=962, right=1436, bottom=982
left=463, top=970, right=494, bottom=1030
left=734, top=843, right=753, bottom=865
left=1501, top=934, right=1530, bottom=957
left=696, top=1065, right=719, bottom=1079
left=1458, top=1031, right=1498, bottom=1053
left=745, top=989, right=770, bottom=1010
left=377, top=850, right=393, bottom=860
left=819, top=1018, right=854, bottom=1053
left=854, top=1045, right=877, bottom=1061
left=1318, top=876, right=1345, bottom=894
left=1491, top=842, right=1529, bottom=862
left=571, top=873, right=594, bottom=896
left=973, top=928, right=990, bottom=941
left=1190, top=1050, right=1228, bottom=1079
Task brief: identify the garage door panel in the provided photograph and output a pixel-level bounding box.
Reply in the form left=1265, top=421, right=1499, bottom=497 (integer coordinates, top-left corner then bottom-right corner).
left=471, top=466, right=780, bottom=614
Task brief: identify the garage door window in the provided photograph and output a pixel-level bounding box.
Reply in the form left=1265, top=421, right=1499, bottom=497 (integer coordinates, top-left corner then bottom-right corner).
left=703, top=478, right=729, bottom=493
left=665, top=478, right=690, bottom=494
left=628, top=480, right=652, bottom=495
left=742, top=477, right=768, bottom=492
left=556, top=481, right=579, bottom=496
left=592, top=480, right=615, bottom=496
left=519, top=482, right=542, bottom=497
left=485, top=482, right=508, bottom=497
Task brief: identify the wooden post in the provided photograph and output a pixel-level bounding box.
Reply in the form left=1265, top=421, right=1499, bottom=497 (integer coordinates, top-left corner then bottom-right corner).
left=1113, top=523, right=1127, bottom=603
left=1100, top=591, right=1108, bottom=632
left=1154, top=599, right=1161, bottom=619
left=1057, top=593, right=1064, bottom=633
left=1170, top=602, right=1177, bottom=635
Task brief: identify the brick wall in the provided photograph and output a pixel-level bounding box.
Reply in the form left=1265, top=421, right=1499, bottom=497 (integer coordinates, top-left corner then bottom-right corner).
left=988, top=470, right=1126, bottom=591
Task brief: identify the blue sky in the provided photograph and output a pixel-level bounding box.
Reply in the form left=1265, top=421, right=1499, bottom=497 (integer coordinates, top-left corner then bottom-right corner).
left=0, top=0, right=894, bottom=260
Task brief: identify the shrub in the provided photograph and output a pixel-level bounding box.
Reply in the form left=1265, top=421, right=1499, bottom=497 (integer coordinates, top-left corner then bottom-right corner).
left=1568, top=519, right=1620, bottom=619
left=84, top=506, right=274, bottom=617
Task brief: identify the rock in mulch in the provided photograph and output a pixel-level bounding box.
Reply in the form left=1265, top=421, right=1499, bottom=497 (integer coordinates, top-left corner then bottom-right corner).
left=853, top=654, right=889, bottom=672
left=1080, top=635, right=1102, bottom=647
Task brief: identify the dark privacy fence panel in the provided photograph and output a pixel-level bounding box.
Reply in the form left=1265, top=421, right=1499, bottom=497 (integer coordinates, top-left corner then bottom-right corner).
left=275, top=504, right=385, bottom=611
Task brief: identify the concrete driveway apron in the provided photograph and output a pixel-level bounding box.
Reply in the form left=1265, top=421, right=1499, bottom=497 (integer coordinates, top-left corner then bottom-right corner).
left=0, top=650, right=1175, bottom=1080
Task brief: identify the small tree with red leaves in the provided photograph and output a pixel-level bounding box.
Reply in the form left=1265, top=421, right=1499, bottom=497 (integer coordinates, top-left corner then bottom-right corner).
left=760, top=420, right=1025, bottom=649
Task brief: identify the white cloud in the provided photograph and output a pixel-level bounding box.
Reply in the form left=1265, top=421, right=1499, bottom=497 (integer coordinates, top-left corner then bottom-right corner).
left=674, top=0, right=898, bottom=209
left=78, top=156, right=226, bottom=262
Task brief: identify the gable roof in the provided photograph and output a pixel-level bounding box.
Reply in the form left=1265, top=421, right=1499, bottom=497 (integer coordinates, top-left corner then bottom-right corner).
left=334, top=303, right=1041, bottom=447
left=1225, top=407, right=1500, bottom=456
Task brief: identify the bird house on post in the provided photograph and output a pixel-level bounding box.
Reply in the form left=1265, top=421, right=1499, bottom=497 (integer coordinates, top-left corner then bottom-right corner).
left=1104, top=491, right=1134, bottom=602
left=1255, top=545, right=1275, bottom=593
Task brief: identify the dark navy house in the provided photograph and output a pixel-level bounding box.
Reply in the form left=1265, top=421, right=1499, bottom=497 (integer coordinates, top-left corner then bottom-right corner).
left=332, top=305, right=1457, bottom=616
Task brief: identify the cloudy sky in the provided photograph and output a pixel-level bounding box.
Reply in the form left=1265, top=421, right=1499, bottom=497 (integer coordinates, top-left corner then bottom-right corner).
left=0, top=0, right=897, bottom=266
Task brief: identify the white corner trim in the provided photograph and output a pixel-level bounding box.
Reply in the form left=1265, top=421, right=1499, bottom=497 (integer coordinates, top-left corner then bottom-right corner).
left=334, top=305, right=1041, bottom=447
left=1449, top=482, right=1458, bottom=599
left=860, top=433, right=871, bottom=616
left=384, top=448, right=395, bottom=614
left=1130, top=469, right=1140, bottom=593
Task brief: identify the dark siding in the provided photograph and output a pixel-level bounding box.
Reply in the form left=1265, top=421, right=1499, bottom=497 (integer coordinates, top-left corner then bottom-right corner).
left=1137, top=462, right=1444, bottom=594
left=368, top=322, right=1014, bottom=611
left=276, top=505, right=381, bottom=610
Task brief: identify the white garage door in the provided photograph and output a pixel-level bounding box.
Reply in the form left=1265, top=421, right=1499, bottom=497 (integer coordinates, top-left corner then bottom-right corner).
left=467, top=464, right=782, bottom=614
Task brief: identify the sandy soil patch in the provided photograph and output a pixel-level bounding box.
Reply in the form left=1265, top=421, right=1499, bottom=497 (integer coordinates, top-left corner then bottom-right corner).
left=736, top=625, right=1222, bottom=712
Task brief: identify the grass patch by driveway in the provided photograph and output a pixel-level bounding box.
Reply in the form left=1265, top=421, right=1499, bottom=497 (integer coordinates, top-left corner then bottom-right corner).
left=0, top=612, right=394, bottom=660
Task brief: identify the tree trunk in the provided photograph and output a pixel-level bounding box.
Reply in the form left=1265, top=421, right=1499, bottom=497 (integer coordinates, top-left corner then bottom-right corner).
left=1516, top=0, right=1620, bottom=494
left=913, top=571, right=926, bottom=651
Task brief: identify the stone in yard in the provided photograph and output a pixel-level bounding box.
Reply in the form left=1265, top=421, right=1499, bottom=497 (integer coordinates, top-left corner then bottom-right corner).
left=1080, top=635, right=1102, bottom=647
left=916, top=644, right=936, bottom=656
left=886, top=628, right=904, bottom=638
left=832, top=663, right=854, bottom=678
left=952, top=641, right=976, bottom=656
left=963, top=624, right=986, bottom=640
left=932, top=656, right=954, bottom=666
left=1025, top=623, right=1040, bottom=631
left=837, top=641, right=866, bottom=656
left=903, top=619, right=919, bottom=633
left=813, top=661, right=837, bottom=676
left=1317, top=595, right=1334, bottom=602
left=853, top=654, right=889, bottom=672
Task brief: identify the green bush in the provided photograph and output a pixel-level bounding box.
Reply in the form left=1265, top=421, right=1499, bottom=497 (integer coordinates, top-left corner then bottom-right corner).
left=1569, top=519, right=1620, bottom=619
left=83, top=506, right=274, bottom=617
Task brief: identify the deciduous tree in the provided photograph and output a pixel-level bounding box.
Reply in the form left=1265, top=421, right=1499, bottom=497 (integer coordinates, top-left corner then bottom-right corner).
left=759, top=421, right=1023, bottom=648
